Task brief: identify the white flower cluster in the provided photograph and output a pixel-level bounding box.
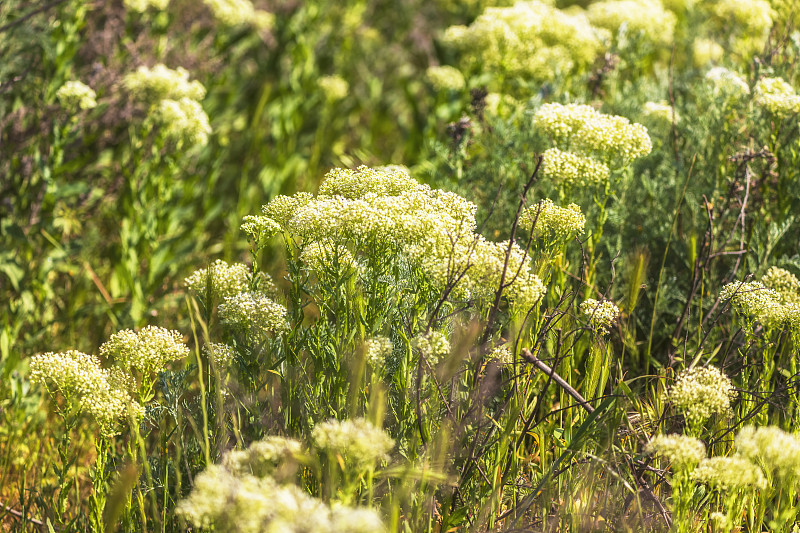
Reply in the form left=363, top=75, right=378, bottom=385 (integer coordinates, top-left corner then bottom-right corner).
left=520, top=198, right=586, bottom=239
left=426, top=65, right=466, bottom=92
left=318, top=75, right=349, bottom=101
left=488, top=345, right=512, bottom=365
left=754, top=77, right=800, bottom=117
left=56, top=80, right=97, bottom=111
left=255, top=167, right=545, bottom=312
left=364, top=336, right=394, bottom=367
left=587, top=0, right=676, bottom=46
left=312, top=418, right=394, bottom=470
left=218, top=291, right=289, bottom=338
left=580, top=299, right=620, bottom=334
left=705, top=67, right=750, bottom=99
left=30, top=350, right=143, bottom=436
left=124, top=0, right=169, bottom=12
left=643, top=101, right=676, bottom=124
left=241, top=214, right=282, bottom=242
left=262, top=192, right=314, bottom=230
left=541, top=148, right=611, bottom=187
left=204, top=0, right=275, bottom=29
left=534, top=103, right=651, bottom=176
left=185, top=259, right=255, bottom=300
left=100, top=325, right=189, bottom=377
left=441, top=1, right=607, bottom=86
left=123, top=64, right=206, bottom=101
left=646, top=434, right=706, bottom=469
left=156, top=98, right=212, bottom=146
left=317, top=166, right=418, bottom=200
left=719, top=279, right=800, bottom=330
left=709, top=0, right=773, bottom=57
left=665, top=366, right=735, bottom=425
left=412, top=331, right=450, bottom=366
left=222, top=436, right=304, bottom=479
left=177, top=464, right=385, bottom=533
left=204, top=343, right=237, bottom=368
left=761, top=266, right=800, bottom=304
left=736, top=426, right=800, bottom=481
left=691, top=457, right=766, bottom=490
left=124, top=64, right=211, bottom=147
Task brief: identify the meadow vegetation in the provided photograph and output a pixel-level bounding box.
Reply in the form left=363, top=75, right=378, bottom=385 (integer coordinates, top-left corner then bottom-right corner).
left=1, top=0, right=800, bottom=531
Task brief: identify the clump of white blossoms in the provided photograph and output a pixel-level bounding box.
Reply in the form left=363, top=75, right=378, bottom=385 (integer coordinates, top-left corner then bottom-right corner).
left=56, top=80, right=97, bottom=111
left=412, top=331, right=450, bottom=366
left=761, top=266, right=800, bottom=305
left=186, top=259, right=275, bottom=300
left=709, top=0, right=773, bottom=57
left=256, top=166, right=546, bottom=314
left=124, top=0, right=169, bottom=12
left=754, top=77, right=800, bottom=117
left=643, top=101, right=676, bottom=124
left=312, top=418, right=394, bottom=470
left=177, top=464, right=384, bottom=533
left=29, top=350, right=143, bottom=436
left=534, top=103, right=651, bottom=186
left=540, top=148, right=611, bottom=187
left=488, top=345, right=512, bottom=365
left=222, top=436, right=304, bottom=480
left=580, top=299, right=620, bottom=334
left=156, top=98, right=212, bottom=146
left=318, top=75, right=349, bottom=101
left=241, top=214, right=282, bottom=243
left=99, top=325, right=189, bottom=380
left=203, top=343, right=237, bottom=368
left=218, top=291, right=289, bottom=338
left=735, top=426, right=800, bottom=481
left=587, top=0, right=676, bottom=47
left=442, top=1, right=606, bottom=87
left=204, top=0, right=274, bottom=29
left=646, top=434, right=706, bottom=470
left=364, top=336, right=393, bottom=367
left=665, top=366, right=735, bottom=425
left=705, top=67, right=750, bottom=99
left=520, top=198, right=586, bottom=240
left=719, top=280, right=785, bottom=326
left=123, top=64, right=206, bottom=101
left=691, top=457, right=766, bottom=491
left=123, top=64, right=212, bottom=147
left=426, top=65, right=466, bottom=92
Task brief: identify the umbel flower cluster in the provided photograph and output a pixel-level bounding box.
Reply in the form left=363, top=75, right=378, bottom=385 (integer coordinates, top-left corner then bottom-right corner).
left=441, top=1, right=607, bottom=87
left=185, top=258, right=276, bottom=300
left=248, top=165, right=551, bottom=313
left=56, top=80, right=98, bottom=112
left=586, top=0, right=676, bottom=47
left=705, top=67, right=750, bottom=99
left=519, top=199, right=586, bottom=240
left=123, top=0, right=274, bottom=29
left=754, top=77, right=800, bottom=117
left=534, top=103, right=651, bottom=192
left=30, top=326, right=188, bottom=435
left=311, top=418, right=395, bottom=470
left=665, top=366, right=736, bottom=425
left=177, top=465, right=385, bottom=533
left=180, top=422, right=391, bottom=531
left=123, top=64, right=211, bottom=146
left=646, top=434, right=706, bottom=469
left=580, top=299, right=621, bottom=334
left=425, top=66, right=466, bottom=92
left=720, top=272, right=800, bottom=331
